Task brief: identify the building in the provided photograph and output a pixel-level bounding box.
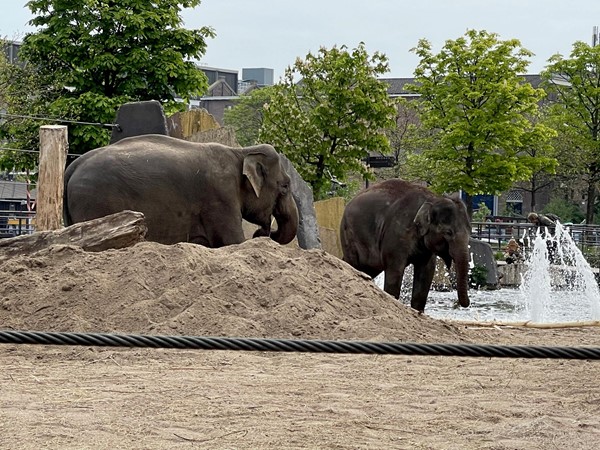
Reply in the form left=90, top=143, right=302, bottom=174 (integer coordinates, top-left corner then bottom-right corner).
left=2, top=41, right=21, bottom=64
left=193, top=66, right=277, bottom=126
left=241, top=68, right=274, bottom=87
left=191, top=66, right=240, bottom=126
left=0, top=179, right=36, bottom=237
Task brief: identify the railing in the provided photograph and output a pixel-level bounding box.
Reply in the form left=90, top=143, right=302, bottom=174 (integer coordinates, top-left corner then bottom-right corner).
left=471, top=220, right=600, bottom=254
left=2, top=210, right=600, bottom=257
left=0, top=209, right=36, bottom=238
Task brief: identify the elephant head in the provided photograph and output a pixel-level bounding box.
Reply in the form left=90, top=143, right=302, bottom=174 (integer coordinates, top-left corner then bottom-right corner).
left=414, top=196, right=471, bottom=308
left=242, top=145, right=299, bottom=245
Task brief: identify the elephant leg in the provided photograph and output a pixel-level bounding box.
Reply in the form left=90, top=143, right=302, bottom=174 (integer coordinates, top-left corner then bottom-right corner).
left=189, top=215, right=246, bottom=247
left=411, top=257, right=437, bottom=312
left=383, top=264, right=406, bottom=300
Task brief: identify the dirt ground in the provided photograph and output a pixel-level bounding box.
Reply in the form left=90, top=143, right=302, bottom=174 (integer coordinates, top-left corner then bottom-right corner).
left=1, top=238, right=600, bottom=449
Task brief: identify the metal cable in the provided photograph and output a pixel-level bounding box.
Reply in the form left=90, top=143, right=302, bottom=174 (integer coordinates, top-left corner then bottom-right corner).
left=0, top=146, right=81, bottom=157
left=0, top=112, right=119, bottom=129
left=0, top=330, right=599, bottom=360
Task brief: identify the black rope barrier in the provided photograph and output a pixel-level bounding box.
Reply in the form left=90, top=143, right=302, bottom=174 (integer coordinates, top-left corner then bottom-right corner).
left=1, top=330, right=599, bottom=360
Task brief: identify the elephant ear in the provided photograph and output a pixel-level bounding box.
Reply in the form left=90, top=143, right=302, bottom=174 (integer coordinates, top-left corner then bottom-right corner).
left=243, top=153, right=266, bottom=198
left=414, top=202, right=432, bottom=237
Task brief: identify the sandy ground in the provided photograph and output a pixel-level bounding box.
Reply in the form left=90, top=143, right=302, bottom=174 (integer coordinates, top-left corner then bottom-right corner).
left=1, top=238, right=600, bottom=449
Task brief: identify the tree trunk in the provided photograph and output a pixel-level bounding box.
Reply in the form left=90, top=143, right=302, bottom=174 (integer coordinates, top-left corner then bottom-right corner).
left=529, top=177, right=537, bottom=212
left=0, top=210, right=147, bottom=257
left=464, top=192, right=473, bottom=219
left=586, top=181, right=596, bottom=225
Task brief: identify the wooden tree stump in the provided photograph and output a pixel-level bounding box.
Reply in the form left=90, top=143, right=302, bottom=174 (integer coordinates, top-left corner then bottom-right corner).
left=36, top=125, right=69, bottom=231
left=0, top=210, right=147, bottom=256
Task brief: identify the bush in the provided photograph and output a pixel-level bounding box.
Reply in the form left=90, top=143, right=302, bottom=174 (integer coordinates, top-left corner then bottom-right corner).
left=469, top=265, right=488, bottom=289
left=473, top=202, right=491, bottom=222
left=543, top=197, right=584, bottom=224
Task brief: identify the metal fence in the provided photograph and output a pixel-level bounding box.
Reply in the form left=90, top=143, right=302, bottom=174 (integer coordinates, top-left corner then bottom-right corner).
left=0, top=209, right=36, bottom=238
left=3, top=209, right=600, bottom=256
left=471, top=220, right=600, bottom=255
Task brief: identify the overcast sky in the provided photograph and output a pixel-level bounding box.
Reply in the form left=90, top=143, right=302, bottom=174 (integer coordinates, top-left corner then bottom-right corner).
left=2, top=1, right=600, bottom=79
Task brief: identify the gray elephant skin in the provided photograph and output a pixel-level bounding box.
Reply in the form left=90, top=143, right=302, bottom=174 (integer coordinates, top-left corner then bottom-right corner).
left=63, top=134, right=299, bottom=248
left=340, top=179, right=471, bottom=312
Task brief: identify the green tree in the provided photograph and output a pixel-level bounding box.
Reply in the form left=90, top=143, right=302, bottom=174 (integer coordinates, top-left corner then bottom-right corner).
left=542, top=197, right=585, bottom=224
left=224, top=85, right=275, bottom=147
left=514, top=105, right=559, bottom=212
left=386, top=97, right=421, bottom=164
left=0, top=39, right=49, bottom=174
left=259, top=43, right=397, bottom=199
left=406, top=29, right=556, bottom=217
left=542, top=41, right=600, bottom=224
left=17, top=0, right=215, bottom=154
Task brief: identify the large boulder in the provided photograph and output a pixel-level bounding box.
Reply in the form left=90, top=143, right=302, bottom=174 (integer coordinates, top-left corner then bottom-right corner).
left=469, top=238, right=501, bottom=289
left=279, top=156, right=321, bottom=250
left=110, top=100, right=168, bottom=144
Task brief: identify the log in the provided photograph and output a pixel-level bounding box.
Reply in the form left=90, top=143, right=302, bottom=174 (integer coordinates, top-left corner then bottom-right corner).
left=36, top=125, right=68, bottom=231
left=0, top=210, right=147, bottom=256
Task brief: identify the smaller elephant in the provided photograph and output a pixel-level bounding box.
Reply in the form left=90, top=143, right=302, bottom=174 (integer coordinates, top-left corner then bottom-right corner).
left=340, top=179, right=471, bottom=312
left=63, top=134, right=299, bottom=248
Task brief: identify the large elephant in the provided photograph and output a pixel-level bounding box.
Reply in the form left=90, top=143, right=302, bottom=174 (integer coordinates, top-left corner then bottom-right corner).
left=63, top=134, right=299, bottom=247
left=340, top=179, right=471, bottom=312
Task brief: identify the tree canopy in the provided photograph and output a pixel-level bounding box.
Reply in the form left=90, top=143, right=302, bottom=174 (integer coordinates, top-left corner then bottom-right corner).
left=405, top=29, right=556, bottom=217
left=223, top=85, right=275, bottom=147
left=0, top=39, right=49, bottom=173
left=542, top=41, right=600, bottom=224
left=10, top=0, right=214, bottom=156
left=259, top=43, right=397, bottom=199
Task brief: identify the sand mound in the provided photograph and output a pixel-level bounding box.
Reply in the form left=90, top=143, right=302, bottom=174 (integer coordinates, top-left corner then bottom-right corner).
left=0, top=238, right=473, bottom=343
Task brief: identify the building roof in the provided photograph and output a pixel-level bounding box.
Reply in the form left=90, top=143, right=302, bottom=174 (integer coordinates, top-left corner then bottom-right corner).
left=381, top=74, right=544, bottom=96
left=0, top=180, right=36, bottom=201
left=206, top=78, right=237, bottom=97
left=380, top=78, right=418, bottom=97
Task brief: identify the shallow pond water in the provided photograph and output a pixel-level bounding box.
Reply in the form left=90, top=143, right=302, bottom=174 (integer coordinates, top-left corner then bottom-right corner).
left=376, top=222, right=600, bottom=324
left=424, top=288, right=599, bottom=323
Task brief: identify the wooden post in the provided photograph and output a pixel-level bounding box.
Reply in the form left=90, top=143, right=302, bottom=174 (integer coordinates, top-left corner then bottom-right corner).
left=36, top=125, right=68, bottom=231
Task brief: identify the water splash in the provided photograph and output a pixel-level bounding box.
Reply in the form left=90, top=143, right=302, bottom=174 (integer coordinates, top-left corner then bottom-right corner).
left=519, top=232, right=551, bottom=322
left=375, top=221, right=600, bottom=324
left=520, top=222, right=600, bottom=323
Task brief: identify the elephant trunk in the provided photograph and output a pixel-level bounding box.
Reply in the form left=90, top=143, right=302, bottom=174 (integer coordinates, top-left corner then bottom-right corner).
left=270, top=194, right=299, bottom=245
left=452, top=247, right=471, bottom=308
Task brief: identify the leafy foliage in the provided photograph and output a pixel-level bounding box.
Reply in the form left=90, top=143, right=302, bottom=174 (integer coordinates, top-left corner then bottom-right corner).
left=406, top=30, right=556, bottom=216
left=513, top=105, right=559, bottom=212
left=13, top=0, right=215, bottom=155
left=472, top=202, right=491, bottom=222
left=469, top=265, right=488, bottom=290
left=259, top=43, right=397, bottom=199
left=386, top=97, right=421, bottom=166
left=542, top=197, right=584, bottom=224
left=223, top=86, right=275, bottom=147
left=542, top=41, right=600, bottom=224
left=0, top=40, right=48, bottom=173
